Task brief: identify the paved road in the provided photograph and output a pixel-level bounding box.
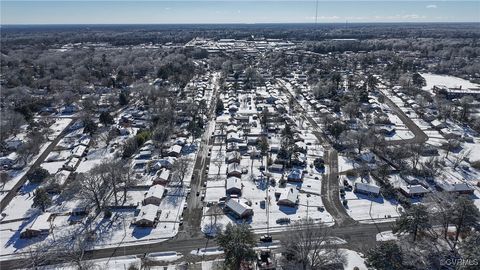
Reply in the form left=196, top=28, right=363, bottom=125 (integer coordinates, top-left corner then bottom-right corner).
left=0, top=220, right=395, bottom=269
left=0, top=120, right=75, bottom=212
left=379, top=90, right=428, bottom=146
left=182, top=74, right=220, bottom=237
left=323, top=149, right=357, bottom=226
left=277, top=80, right=355, bottom=226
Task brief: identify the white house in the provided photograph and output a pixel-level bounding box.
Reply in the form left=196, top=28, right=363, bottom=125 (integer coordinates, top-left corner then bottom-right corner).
left=226, top=177, right=242, bottom=195
left=153, top=169, right=171, bottom=185
left=135, top=204, right=159, bottom=227
left=277, top=186, right=299, bottom=207
left=354, top=182, right=380, bottom=196
left=167, top=145, right=182, bottom=157
left=226, top=151, right=241, bottom=164
left=143, top=185, right=166, bottom=206
left=399, top=185, right=430, bottom=197
left=21, top=213, right=51, bottom=238
left=227, top=163, right=242, bottom=178
left=225, top=199, right=253, bottom=218
left=71, top=145, right=87, bottom=158
left=63, top=157, right=80, bottom=171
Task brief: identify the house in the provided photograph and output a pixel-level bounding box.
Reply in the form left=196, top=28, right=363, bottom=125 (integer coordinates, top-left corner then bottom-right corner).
left=225, top=199, right=253, bottom=218
left=277, top=186, right=299, bottom=207
left=431, top=119, right=447, bottom=130
left=226, top=133, right=243, bottom=143
left=354, top=182, right=380, bottom=196
left=143, top=185, right=166, bottom=206
left=287, top=169, right=303, bottom=182
left=136, top=150, right=152, bottom=160
left=438, top=182, right=474, bottom=195
left=399, top=185, right=430, bottom=197
left=227, top=163, right=242, bottom=178
left=226, top=142, right=239, bottom=152
left=226, top=151, right=241, bottom=164
left=167, top=145, right=182, bottom=157
left=153, top=169, right=171, bottom=185
left=63, top=157, right=80, bottom=171
left=153, top=158, right=176, bottom=170
left=135, top=204, right=160, bottom=227
left=226, top=177, right=242, bottom=196
left=71, top=145, right=87, bottom=158
left=21, top=213, right=51, bottom=238
left=268, top=164, right=284, bottom=173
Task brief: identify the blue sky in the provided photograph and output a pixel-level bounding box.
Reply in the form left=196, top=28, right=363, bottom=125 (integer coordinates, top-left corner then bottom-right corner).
left=1, top=1, right=479, bottom=24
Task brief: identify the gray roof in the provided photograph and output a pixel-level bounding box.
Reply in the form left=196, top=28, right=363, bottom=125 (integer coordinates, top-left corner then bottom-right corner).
left=355, top=182, right=380, bottom=194
left=226, top=199, right=252, bottom=216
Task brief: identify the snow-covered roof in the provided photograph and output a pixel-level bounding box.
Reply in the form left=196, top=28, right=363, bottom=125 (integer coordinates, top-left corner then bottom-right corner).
left=136, top=204, right=159, bottom=222
left=278, top=186, right=299, bottom=205
left=438, top=182, right=474, bottom=193
left=29, top=213, right=51, bottom=232
left=226, top=177, right=241, bottom=191
left=169, top=145, right=182, bottom=154
left=400, top=185, right=430, bottom=195
left=225, top=199, right=252, bottom=217
left=145, top=185, right=165, bottom=200
left=355, top=182, right=380, bottom=195
left=158, top=170, right=170, bottom=181
left=71, top=145, right=87, bottom=157
left=227, top=163, right=241, bottom=174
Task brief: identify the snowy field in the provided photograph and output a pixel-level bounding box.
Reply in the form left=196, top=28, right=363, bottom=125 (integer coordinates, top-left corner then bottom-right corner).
left=420, top=73, right=479, bottom=93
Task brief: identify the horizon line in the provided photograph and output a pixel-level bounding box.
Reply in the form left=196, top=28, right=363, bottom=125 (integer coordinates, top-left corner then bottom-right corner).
left=2, top=21, right=479, bottom=26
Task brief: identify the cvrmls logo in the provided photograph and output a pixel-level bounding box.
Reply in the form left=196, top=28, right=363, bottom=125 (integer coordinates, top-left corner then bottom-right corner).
left=440, top=258, right=479, bottom=266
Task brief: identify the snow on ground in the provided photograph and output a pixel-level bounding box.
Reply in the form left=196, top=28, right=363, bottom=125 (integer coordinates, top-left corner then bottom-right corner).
left=40, top=161, right=65, bottom=174
left=342, top=176, right=401, bottom=222
left=147, top=251, right=183, bottom=262
left=47, top=118, right=73, bottom=140
left=420, top=73, right=479, bottom=94
left=37, top=255, right=141, bottom=270
left=376, top=230, right=398, bottom=242
left=338, top=155, right=356, bottom=173
left=0, top=142, right=50, bottom=200
left=341, top=249, right=367, bottom=270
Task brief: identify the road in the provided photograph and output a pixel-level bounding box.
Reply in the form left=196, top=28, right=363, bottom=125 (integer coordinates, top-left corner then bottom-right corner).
left=182, top=74, right=220, bottom=237
left=277, top=80, right=356, bottom=226
left=0, top=220, right=395, bottom=269
left=0, top=80, right=417, bottom=268
left=379, top=90, right=428, bottom=146
left=0, top=120, right=75, bottom=212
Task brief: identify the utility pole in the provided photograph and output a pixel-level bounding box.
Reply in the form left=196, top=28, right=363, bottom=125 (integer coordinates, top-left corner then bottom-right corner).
left=315, top=0, right=319, bottom=25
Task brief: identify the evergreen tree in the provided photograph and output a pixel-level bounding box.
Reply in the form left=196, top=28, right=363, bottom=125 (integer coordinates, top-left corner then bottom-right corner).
left=365, top=242, right=406, bottom=270
left=217, top=223, right=256, bottom=270
left=393, top=204, right=431, bottom=242
left=33, top=188, right=52, bottom=212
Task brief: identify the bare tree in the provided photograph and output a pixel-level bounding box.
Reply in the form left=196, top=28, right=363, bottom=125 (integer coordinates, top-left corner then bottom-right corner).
left=76, top=171, right=110, bottom=213
left=452, top=150, right=471, bottom=170
left=282, top=219, right=345, bottom=270
left=424, top=192, right=456, bottom=242
left=0, top=110, right=26, bottom=140
left=172, top=157, right=190, bottom=186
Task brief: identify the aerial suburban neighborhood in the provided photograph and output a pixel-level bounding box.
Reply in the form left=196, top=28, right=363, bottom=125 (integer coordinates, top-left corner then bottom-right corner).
left=1, top=4, right=480, bottom=269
